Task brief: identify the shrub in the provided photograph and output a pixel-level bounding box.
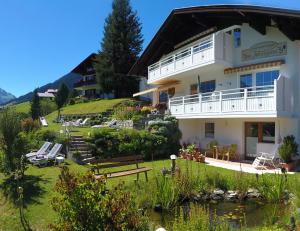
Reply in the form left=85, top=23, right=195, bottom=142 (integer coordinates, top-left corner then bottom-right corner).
left=36, top=129, right=57, bottom=142
left=40, top=99, right=57, bottom=116
left=50, top=166, right=149, bottom=231
left=21, top=118, right=41, bottom=133
left=278, top=135, right=298, bottom=163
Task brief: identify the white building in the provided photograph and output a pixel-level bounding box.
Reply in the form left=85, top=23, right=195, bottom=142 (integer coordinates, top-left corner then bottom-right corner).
left=130, top=5, right=300, bottom=160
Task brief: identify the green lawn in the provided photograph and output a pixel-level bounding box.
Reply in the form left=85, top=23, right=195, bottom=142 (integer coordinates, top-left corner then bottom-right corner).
left=12, top=102, right=31, bottom=114
left=43, top=98, right=128, bottom=136
left=0, top=159, right=298, bottom=230
left=60, top=98, right=127, bottom=115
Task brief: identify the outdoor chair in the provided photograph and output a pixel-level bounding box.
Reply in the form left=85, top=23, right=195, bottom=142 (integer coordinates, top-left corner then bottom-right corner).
left=40, top=117, right=48, bottom=127
left=222, top=144, right=238, bottom=161
left=80, top=118, right=90, bottom=126
left=30, top=143, right=63, bottom=167
left=252, top=144, right=280, bottom=169
left=25, top=142, right=53, bottom=160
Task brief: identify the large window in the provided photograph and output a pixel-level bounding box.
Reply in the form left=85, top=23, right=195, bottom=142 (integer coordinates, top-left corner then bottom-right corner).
left=256, top=70, right=279, bottom=87
left=240, top=74, right=252, bottom=88
left=200, top=80, right=216, bottom=93
left=233, top=28, right=241, bottom=48
left=205, top=123, right=215, bottom=138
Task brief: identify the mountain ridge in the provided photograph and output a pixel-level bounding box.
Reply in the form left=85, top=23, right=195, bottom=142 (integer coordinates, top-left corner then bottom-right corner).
left=0, top=88, right=16, bottom=105
left=6, top=72, right=82, bottom=105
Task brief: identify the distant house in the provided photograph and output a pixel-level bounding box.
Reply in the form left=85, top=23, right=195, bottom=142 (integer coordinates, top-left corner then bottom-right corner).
left=37, top=89, right=58, bottom=99
left=72, top=54, right=114, bottom=99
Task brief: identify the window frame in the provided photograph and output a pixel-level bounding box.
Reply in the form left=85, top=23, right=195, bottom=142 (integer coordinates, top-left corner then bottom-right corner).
left=205, top=122, right=215, bottom=138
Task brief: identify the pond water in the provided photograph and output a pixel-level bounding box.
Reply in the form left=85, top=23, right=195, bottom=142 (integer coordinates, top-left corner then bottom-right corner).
left=149, top=201, right=291, bottom=229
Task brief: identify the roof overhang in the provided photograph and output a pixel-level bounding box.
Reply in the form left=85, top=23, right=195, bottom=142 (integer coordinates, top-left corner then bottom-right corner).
left=129, top=5, right=300, bottom=77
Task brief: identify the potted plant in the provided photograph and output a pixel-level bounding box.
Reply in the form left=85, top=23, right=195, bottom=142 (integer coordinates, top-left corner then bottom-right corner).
left=278, top=135, right=299, bottom=171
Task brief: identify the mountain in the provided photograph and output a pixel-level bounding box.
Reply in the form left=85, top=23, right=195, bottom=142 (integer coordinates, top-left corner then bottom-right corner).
left=9, top=72, right=82, bottom=105
left=0, top=88, right=16, bottom=105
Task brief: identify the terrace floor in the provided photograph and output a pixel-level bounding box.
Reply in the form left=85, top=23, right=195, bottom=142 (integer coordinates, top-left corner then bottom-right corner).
left=204, top=157, right=295, bottom=174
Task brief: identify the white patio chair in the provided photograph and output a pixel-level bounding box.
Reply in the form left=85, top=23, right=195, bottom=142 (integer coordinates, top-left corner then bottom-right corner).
left=31, top=143, right=63, bottom=166
left=252, top=144, right=280, bottom=169
left=25, top=142, right=52, bottom=160
left=80, top=118, right=90, bottom=126
left=40, top=117, right=48, bottom=127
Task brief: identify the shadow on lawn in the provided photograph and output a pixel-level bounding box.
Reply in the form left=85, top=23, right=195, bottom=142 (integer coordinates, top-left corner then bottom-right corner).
left=0, top=174, right=49, bottom=207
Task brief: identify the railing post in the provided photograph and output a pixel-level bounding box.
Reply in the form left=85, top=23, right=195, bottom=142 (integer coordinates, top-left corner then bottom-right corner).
left=191, top=47, right=193, bottom=65
left=219, top=91, right=222, bottom=112
left=173, top=55, right=176, bottom=71
left=244, top=88, right=248, bottom=112
left=199, top=93, right=202, bottom=113
left=274, top=79, right=277, bottom=111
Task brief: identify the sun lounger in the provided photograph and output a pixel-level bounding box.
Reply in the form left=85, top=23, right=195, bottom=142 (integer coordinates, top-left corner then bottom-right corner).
left=80, top=118, right=90, bottom=126
left=30, top=143, right=63, bottom=166
left=40, top=117, right=48, bottom=127
left=252, top=144, right=280, bottom=169
left=25, top=142, right=52, bottom=159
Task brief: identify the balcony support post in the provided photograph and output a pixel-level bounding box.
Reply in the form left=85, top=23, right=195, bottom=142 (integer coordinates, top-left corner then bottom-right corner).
left=244, top=88, right=248, bottom=112
left=219, top=91, right=222, bottom=112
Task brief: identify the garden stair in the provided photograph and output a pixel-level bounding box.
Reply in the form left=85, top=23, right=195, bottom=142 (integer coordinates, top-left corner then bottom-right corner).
left=70, top=135, right=95, bottom=164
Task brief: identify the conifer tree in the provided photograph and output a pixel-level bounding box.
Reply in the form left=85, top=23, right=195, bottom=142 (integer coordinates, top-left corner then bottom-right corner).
left=55, top=83, right=69, bottom=120
left=95, top=0, right=143, bottom=98
left=31, top=89, right=41, bottom=120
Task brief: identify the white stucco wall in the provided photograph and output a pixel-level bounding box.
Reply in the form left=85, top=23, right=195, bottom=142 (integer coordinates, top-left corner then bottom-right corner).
left=179, top=117, right=298, bottom=159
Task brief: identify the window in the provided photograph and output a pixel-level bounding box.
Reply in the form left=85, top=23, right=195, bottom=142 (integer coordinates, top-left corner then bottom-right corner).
left=159, top=91, right=168, bottom=103
left=256, top=70, right=279, bottom=87
left=205, top=123, right=215, bottom=138
left=200, top=80, right=216, bottom=93
left=234, top=28, right=241, bottom=48
left=240, top=74, right=252, bottom=88
left=262, top=123, right=275, bottom=143
left=190, top=84, right=198, bottom=95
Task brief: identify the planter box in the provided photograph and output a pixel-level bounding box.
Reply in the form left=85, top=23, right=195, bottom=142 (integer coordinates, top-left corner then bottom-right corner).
left=282, top=160, right=298, bottom=172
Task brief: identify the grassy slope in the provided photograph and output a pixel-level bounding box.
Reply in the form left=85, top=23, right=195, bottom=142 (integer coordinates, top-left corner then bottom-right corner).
left=12, top=102, right=31, bottom=114
left=0, top=159, right=298, bottom=230
left=41, top=98, right=127, bottom=136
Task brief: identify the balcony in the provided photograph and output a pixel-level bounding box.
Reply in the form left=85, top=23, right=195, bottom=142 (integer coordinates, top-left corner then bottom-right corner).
left=169, top=80, right=289, bottom=118
left=148, top=32, right=233, bottom=84
left=74, top=79, right=97, bottom=89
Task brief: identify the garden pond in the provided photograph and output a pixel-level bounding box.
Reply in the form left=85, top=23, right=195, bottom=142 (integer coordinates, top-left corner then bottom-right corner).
left=149, top=201, right=292, bottom=229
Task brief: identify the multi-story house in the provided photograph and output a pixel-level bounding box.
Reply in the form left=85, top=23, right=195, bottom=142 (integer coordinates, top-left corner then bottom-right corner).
left=130, top=5, right=300, bottom=160
left=72, top=53, right=101, bottom=99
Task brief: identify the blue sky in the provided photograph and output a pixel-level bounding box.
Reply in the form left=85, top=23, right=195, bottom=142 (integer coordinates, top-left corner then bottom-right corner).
left=1, top=0, right=300, bottom=97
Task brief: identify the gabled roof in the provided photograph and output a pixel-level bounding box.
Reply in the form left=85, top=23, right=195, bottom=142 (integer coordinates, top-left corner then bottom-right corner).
left=129, top=5, right=300, bottom=77
left=71, top=53, right=97, bottom=76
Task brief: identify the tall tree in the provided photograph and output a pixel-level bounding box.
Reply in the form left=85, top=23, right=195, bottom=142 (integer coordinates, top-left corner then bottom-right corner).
left=31, top=89, right=41, bottom=120
left=95, top=0, right=143, bottom=98
left=55, top=83, right=69, bottom=120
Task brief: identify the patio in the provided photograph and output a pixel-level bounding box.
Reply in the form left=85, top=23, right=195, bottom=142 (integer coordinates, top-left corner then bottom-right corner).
left=204, top=157, right=294, bottom=174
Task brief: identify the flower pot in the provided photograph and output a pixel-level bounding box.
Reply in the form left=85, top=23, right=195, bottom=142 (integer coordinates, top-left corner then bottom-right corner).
left=282, top=162, right=296, bottom=172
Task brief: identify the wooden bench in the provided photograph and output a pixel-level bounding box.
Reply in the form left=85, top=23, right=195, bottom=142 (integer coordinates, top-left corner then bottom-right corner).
left=90, top=155, right=152, bottom=181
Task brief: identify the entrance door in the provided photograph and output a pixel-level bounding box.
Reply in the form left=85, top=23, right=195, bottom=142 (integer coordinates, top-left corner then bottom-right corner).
left=245, top=122, right=276, bottom=159
left=245, top=122, right=258, bottom=159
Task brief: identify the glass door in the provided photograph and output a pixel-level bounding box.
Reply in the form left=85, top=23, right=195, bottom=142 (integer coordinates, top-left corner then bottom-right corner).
left=245, top=122, right=258, bottom=159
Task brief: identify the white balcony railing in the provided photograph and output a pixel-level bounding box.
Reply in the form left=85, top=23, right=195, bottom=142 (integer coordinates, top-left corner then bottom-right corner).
left=169, top=85, right=277, bottom=117
left=148, top=33, right=233, bottom=83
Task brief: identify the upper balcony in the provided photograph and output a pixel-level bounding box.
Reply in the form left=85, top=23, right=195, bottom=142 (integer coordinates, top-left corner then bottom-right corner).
left=74, top=79, right=97, bottom=89
left=148, top=32, right=233, bottom=84
left=168, top=76, right=291, bottom=119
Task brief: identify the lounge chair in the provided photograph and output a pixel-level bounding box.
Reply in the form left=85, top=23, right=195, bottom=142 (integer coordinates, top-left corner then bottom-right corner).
left=91, top=119, right=117, bottom=128
left=80, top=118, right=90, bottom=126
left=30, top=143, right=63, bottom=166
left=252, top=144, right=280, bottom=169
left=25, top=142, right=52, bottom=160
left=40, top=117, right=48, bottom=127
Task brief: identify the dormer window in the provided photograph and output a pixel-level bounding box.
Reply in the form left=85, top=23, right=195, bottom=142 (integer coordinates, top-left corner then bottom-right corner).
left=234, top=28, right=241, bottom=48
